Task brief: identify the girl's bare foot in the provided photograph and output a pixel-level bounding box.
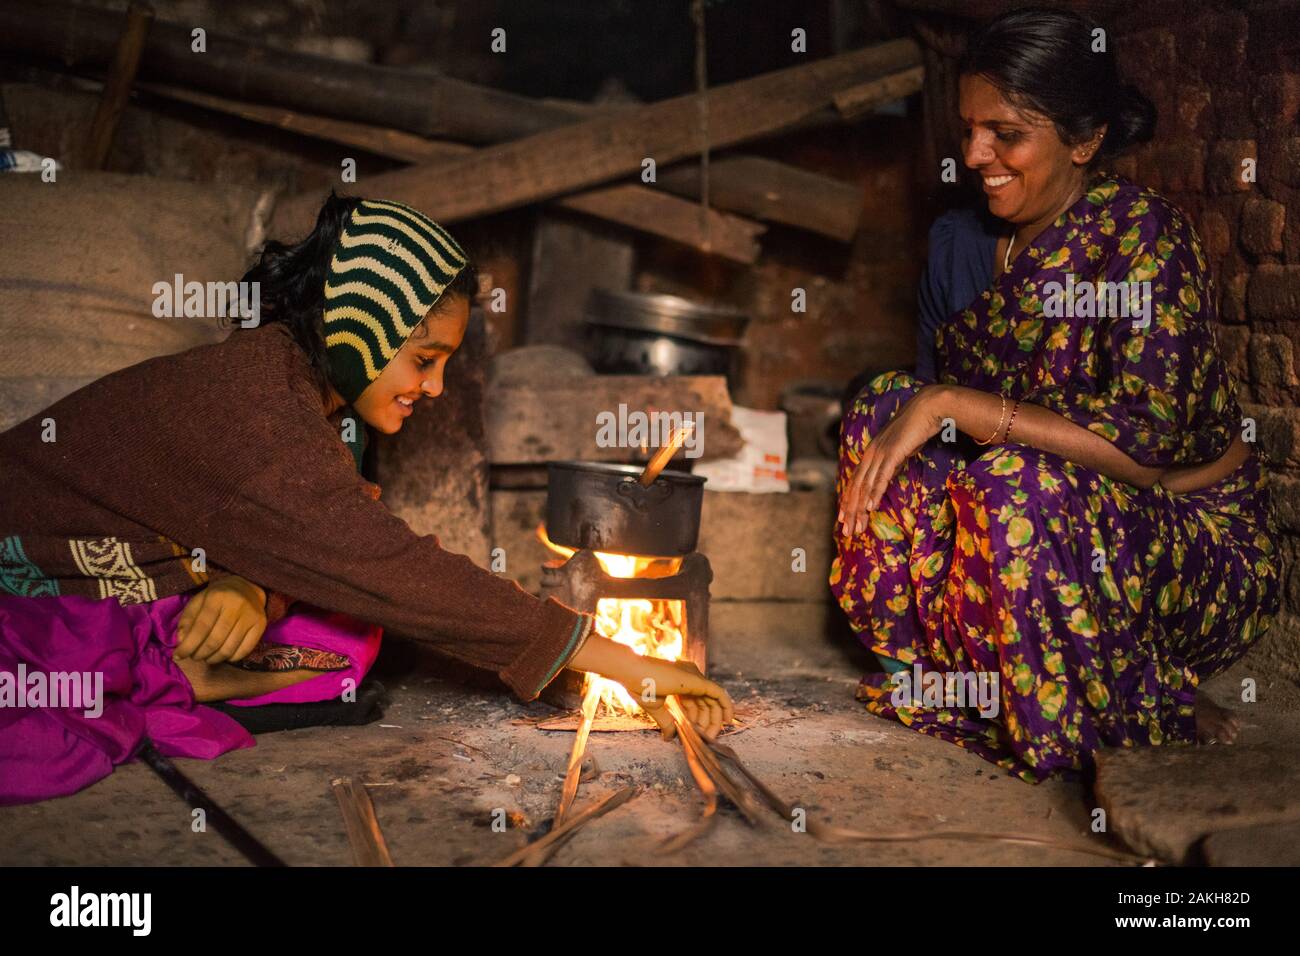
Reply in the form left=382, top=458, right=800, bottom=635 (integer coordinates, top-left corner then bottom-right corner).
left=1195, top=692, right=1241, bottom=745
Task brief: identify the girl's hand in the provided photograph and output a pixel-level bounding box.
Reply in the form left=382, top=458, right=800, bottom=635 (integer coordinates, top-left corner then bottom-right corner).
left=838, top=384, right=947, bottom=538
left=174, top=575, right=268, bottom=664
left=570, top=633, right=735, bottom=740
left=618, top=658, right=736, bottom=742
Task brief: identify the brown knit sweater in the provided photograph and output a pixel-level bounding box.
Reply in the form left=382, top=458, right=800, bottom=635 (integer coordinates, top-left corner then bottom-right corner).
left=0, top=323, right=593, bottom=700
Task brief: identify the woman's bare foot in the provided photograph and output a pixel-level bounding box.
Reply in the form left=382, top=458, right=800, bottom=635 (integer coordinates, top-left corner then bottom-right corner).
left=1195, top=692, right=1241, bottom=745
left=174, top=654, right=319, bottom=702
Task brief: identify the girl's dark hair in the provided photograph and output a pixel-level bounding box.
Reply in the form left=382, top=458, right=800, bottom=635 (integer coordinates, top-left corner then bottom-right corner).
left=958, top=7, right=1156, bottom=164
left=240, top=191, right=480, bottom=391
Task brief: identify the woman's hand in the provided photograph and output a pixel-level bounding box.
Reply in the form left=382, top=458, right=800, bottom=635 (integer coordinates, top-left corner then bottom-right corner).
left=174, top=575, right=268, bottom=664
left=838, top=384, right=948, bottom=537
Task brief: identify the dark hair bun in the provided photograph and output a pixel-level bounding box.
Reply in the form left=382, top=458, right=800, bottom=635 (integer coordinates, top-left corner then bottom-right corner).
left=1106, top=83, right=1157, bottom=155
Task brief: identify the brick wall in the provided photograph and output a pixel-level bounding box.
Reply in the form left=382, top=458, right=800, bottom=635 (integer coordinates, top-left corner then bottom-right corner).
left=1106, top=1, right=1300, bottom=671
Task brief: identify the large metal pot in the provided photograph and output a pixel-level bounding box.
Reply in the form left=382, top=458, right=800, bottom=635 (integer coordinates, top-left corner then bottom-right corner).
left=584, top=289, right=749, bottom=384
left=586, top=326, right=736, bottom=379
left=546, top=461, right=706, bottom=557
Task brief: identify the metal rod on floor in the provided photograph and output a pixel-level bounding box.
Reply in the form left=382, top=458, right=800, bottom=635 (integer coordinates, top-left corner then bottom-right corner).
left=139, top=740, right=287, bottom=867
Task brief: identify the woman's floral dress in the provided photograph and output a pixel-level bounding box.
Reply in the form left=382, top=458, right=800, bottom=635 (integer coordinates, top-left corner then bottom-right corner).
left=830, top=176, right=1281, bottom=782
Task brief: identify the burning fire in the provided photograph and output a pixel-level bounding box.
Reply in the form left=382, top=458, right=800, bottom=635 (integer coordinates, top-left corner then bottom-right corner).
left=537, top=524, right=686, bottom=716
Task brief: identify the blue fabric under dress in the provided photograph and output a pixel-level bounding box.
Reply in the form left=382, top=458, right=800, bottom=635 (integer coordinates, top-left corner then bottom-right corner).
left=914, top=208, right=1001, bottom=382
left=876, top=207, right=1000, bottom=678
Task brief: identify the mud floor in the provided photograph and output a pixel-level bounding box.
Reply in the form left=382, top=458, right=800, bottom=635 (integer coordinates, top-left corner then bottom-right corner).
left=2, top=602, right=1296, bottom=867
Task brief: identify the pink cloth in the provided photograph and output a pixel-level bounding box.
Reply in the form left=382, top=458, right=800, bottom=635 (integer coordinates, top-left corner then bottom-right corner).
left=0, top=593, right=382, bottom=806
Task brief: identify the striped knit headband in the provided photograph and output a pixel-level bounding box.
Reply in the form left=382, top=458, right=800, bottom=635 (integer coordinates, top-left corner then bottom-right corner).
left=323, top=198, right=469, bottom=404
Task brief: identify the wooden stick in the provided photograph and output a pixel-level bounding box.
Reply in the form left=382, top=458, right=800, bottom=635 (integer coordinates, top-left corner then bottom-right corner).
left=271, top=39, right=922, bottom=233
left=82, top=2, right=153, bottom=169
left=638, top=423, right=695, bottom=486
left=495, top=787, right=636, bottom=867
left=331, top=776, right=394, bottom=867
left=139, top=740, right=286, bottom=867
left=554, top=679, right=600, bottom=827
left=659, top=704, right=719, bottom=854
left=665, top=698, right=765, bottom=827
left=705, top=740, right=1155, bottom=865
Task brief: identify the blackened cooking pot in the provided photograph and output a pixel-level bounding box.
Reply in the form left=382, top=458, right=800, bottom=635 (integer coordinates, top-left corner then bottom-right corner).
left=546, top=461, right=706, bottom=557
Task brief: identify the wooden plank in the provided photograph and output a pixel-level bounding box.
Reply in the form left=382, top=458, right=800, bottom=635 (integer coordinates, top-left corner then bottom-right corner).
left=656, top=154, right=864, bottom=242
left=271, top=39, right=923, bottom=234
left=485, top=375, right=743, bottom=466
left=82, top=2, right=153, bottom=169
left=330, top=777, right=394, bottom=867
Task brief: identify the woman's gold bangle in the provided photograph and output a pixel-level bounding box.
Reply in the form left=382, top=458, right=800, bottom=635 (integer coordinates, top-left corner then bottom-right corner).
left=974, top=394, right=1007, bottom=446
left=1003, top=399, right=1022, bottom=442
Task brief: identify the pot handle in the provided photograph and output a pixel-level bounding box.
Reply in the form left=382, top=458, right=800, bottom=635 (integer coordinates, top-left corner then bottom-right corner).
left=616, top=477, right=674, bottom=513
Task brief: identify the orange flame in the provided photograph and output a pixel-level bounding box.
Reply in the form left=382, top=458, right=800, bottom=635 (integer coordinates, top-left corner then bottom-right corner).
left=537, top=524, right=686, bottom=716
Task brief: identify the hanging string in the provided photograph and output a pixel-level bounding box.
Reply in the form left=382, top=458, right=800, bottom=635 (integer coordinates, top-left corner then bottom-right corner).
left=691, top=0, right=711, bottom=251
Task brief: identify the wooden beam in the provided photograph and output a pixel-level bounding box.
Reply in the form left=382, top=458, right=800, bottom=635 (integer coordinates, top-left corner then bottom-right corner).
left=0, top=0, right=570, bottom=143
left=15, top=1, right=894, bottom=247
left=657, top=155, right=865, bottom=243
left=556, top=183, right=763, bottom=263
left=139, top=81, right=764, bottom=263
left=833, top=63, right=925, bottom=120
left=8, top=1, right=912, bottom=244
left=271, top=39, right=923, bottom=235
left=889, top=0, right=1128, bottom=20
left=136, top=81, right=471, bottom=164
left=81, top=2, right=153, bottom=169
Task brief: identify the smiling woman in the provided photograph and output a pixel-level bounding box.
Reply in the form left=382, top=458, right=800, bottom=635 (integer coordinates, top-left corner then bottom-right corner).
left=832, top=7, right=1281, bottom=781
left=0, top=192, right=734, bottom=805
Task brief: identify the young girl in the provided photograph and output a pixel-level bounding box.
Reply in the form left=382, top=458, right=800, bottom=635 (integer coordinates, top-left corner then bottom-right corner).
left=0, top=194, right=733, bottom=805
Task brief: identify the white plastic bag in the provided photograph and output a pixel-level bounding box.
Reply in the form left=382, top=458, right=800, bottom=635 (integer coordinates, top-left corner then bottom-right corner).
left=693, top=405, right=789, bottom=493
